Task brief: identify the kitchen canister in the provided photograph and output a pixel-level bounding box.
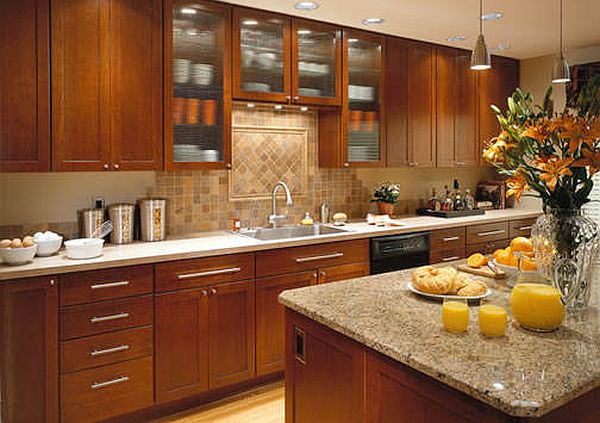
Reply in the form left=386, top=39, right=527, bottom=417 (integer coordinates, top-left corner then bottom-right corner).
left=108, top=203, right=135, bottom=244
left=79, top=208, right=105, bottom=238
left=139, top=198, right=167, bottom=242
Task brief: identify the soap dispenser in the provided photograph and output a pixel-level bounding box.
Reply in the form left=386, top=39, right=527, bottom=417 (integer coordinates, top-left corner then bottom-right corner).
left=301, top=212, right=314, bottom=226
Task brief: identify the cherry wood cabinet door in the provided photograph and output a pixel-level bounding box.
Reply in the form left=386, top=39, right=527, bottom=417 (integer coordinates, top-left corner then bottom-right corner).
left=0, top=0, right=50, bottom=172
left=51, top=0, right=111, bottom=171
left=110, top=0, right=163, bottom=171
left=407, top=41, right=436, bottom=168
left=233, top=7, right=291, bottom=103
left=256, top=271, right=316, bottom=376
left=0, top=277, right=58, bottom=423
left=385, top=36, right=409, bottom=167
left=478, top=56, right=519, bottom=162
left=155, top=289, right=209, bottom=403
left=208, top=279, right=255, bottom=388
left=318, top=262, right=370, bottom=284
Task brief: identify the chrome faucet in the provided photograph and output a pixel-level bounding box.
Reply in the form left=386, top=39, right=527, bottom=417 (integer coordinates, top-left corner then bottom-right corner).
left=269, top=181, right=293, bottom=228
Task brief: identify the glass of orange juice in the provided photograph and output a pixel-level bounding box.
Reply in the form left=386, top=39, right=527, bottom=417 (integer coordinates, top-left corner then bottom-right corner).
left=442, top=298, right=469, bottom=333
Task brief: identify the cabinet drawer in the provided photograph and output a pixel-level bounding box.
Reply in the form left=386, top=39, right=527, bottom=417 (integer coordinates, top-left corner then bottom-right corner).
left=60, top=356, right=153, bottom=423
left=430, top=227, right=466, bottom=250
left=155, top=253, right=254, bottom=292
left=318, top=262, right=370, bottom=284
left=466, top=221, right=509, bottom=244
left=509, top=218, right=537, bottom=239
left=429, top=247, right=466, bottom=264
left=466, top=240, right=508, bottom=256
left=256, top=239, right=369, bottom=278
left=61, top=326, right=153, bottom=374
left=60, top=265, right=153, bottom=306
left=60, top=295, right=153, bottom=340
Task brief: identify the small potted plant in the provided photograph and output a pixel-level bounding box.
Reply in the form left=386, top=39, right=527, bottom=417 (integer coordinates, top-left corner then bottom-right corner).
left=371, top=182, right=400, bottom=216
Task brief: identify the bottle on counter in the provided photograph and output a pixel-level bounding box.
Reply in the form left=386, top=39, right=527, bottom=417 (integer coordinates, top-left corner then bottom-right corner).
left=442, top=186, right=454, bottom=211
left=464, top=189, right=475, bottom=210
left=301, top=212, right=314, bottom=226
left=428, top=188, right=442, bottom=211
left=454, top=190, right=465, bottom=211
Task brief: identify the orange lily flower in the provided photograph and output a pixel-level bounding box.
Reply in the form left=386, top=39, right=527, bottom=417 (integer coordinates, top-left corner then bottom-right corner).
left=537, top=158, right=574, bottom=191
left=573, top=149, right=600, bottom=176
left=506, top=171, right=529, bottom=202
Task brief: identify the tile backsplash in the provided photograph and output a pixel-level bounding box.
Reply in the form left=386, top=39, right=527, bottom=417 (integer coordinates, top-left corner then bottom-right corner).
left=0, top=105, right=496, bottom=239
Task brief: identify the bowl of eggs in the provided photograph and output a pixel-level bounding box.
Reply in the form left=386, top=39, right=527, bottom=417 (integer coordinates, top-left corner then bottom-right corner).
left=33, top=231, right=63, bottom=257
left=0, top=237, right=38, bottom=266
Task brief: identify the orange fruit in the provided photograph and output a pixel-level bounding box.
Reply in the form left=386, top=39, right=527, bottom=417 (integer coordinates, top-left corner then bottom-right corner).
left=495, top=248, right=519, bottom=267
left=467, top=253, right=488, bottom=268
left=510, top=236, right=533, bottom=253
left=493, top=249, right=504, bottom=261
left=521, top=257, right=538, bottom=271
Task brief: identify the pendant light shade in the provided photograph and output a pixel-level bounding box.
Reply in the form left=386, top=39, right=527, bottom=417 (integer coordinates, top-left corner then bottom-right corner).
left=552, top=0, right=570, bottom=83
left=471, top=34, right=491, bottom=70
left=471, top=0, right=491, bottom=70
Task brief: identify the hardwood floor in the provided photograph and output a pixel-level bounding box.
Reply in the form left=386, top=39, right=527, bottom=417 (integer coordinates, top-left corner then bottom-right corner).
left=154, top=381, right=284, bottom=423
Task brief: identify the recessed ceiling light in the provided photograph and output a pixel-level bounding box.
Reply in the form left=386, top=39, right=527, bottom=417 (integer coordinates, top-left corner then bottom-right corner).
left=447, top=35, right=466, bottom=42
left=481, top=12, right=503, bottom=21
left=180, top=7, right=197, bottom=15
left=294, top=1, right=319, bottom=11
left=362, top=17, right=384, bottom=25
left=242, top=19, right=258, bottom=26
left=297, top=29, right=312, bottom=35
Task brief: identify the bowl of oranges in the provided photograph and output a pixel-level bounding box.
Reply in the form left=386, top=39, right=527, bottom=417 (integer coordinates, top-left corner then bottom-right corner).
left=493, top=236, right=538, bottom=277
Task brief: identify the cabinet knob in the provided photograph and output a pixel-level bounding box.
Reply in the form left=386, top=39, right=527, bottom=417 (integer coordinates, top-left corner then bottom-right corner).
left=114, top=164, right=120, bottom=170
left=103, top=164, right=109, bottom=170
left=225, top=163, right=232, bottom=169
left=210, top=288, right=217, bottom=295
left=285, top=95, right=291, bottom=101
left=201, top=289, right=208, bottom=296
left=343, top=162, right=350, bottom=167
left=293, top=96, right=299, bottom=101
left=50, top=279, right=56, bottom=286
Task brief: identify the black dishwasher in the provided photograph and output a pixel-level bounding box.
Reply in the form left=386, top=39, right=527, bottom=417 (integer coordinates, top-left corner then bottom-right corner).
left=370, top=232, right=430, bottom=274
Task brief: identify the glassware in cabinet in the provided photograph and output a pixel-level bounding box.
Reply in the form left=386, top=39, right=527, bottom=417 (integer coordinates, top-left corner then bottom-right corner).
left=344, top=31, right=385, bottom=166
left=233, top=8, right=291, bottom=102
left=167, top=1, right=231, bottom=168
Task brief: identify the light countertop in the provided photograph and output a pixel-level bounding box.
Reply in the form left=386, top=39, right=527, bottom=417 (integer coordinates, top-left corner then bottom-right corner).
left=0, top=208, right=540, bottom=281
left=278, top=262, right=600, bottom=418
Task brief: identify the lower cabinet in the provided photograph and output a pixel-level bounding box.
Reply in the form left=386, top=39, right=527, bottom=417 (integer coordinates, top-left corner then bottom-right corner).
left=155, top=279, right=255, bottom=403
left=0, top=276, right=58, bottom=423
left=318, top=262, right=370, bottom=284
left=256, top=271, right=317, bottom=376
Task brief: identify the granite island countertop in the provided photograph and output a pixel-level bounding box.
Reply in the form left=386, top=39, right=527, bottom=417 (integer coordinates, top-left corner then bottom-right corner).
left=0, top=208, right=540, bottom=281
left=278, top=263, right=600, bottom=418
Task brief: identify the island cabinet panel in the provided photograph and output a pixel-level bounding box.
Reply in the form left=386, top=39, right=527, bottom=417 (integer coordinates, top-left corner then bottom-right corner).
left=255, top=239, right=369, bottom=278
left=0, top=277, right=58, bottom=423
left=256, top=271, right=317, bottom=376
left=367, top=352, right=505, bottom=423
left=286, top=309, right=366, bottom=423
left=0, top=0, right=50, bottom=172
left=155, top=288, right=209, bottom=403
left=51, top=0, right=163, bottom=171
left=318, top=262, right=370, bottom=284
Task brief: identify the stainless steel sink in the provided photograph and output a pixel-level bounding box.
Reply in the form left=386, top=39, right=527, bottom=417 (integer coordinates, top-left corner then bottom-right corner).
left=234, top=224, right=348, bottom=241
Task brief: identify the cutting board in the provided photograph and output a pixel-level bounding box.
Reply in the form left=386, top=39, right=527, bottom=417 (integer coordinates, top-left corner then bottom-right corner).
left=457, top=264, right=506, bottom=279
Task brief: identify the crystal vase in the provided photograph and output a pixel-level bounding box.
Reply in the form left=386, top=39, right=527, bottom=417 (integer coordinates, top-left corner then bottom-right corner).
left=531, top=209, right=600, bottom=310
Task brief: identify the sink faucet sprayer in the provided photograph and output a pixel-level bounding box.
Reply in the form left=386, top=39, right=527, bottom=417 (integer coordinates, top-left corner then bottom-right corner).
left=269, top=181, right=293, bottom=228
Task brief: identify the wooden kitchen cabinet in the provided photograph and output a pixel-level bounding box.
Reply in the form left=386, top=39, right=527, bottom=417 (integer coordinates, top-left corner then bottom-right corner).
left=166, top=0, right=232, bottom=170
left=51, top=0, right=163, bottom=171
left=386, top=38, right=436, bottom=168
left=0, top=0, right=50, bottom=172
left=256, top=271, right=317, bottom=376
left=318, top=262, right=370, bottom=284
left=0, top=277, right=58, bottom=423
left=436, top=47, right=479, bottom=168
left=478, top=55, right=519, bottom=160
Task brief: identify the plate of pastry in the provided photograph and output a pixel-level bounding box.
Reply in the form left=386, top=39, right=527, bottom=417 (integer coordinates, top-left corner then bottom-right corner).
left=408, top=266, right=492, bottom=301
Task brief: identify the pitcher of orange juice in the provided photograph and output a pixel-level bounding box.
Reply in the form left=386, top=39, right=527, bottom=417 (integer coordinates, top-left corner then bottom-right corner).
left=509, top=283, right=565, bottom=332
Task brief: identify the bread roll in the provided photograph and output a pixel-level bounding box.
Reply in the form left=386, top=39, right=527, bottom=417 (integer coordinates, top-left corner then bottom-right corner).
left=457, top=280, right=488, bottom=296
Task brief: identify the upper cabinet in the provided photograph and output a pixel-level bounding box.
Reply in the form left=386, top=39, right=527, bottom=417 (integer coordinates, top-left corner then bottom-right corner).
left=386, top=38, right=436, bottom=168
left=436, top=47, right=479, bottom=168
left=233, top=9, right=342, bottom=106
left=478, top=55, right=519, bottom=158
left=51, top=0, right=163, bottom=171
left=165, top=0, right=232, bottom=169
left=0, top=0, right=50, bottom=172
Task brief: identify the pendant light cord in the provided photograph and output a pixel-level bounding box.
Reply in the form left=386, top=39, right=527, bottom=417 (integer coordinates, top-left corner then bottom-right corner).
left=479, top=0, right=483, bottom=34
left=559, top=0, right=563, bottom=54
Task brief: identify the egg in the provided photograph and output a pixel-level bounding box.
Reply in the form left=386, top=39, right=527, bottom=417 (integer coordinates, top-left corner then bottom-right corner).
left=0, top=239, right=11, bottom=248
left=11, top=238, right=23, bottom=248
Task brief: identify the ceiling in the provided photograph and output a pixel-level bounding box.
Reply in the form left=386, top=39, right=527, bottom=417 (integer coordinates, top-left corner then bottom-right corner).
left=225, top=0, right=600, bottom=59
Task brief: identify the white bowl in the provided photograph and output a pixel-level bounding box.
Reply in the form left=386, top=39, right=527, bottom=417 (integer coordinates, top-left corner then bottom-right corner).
left=64, top=238, right=104, bottom=260
left=35, top=236, right=63, bottom=257
left=0, top=245, right=37, bottom=266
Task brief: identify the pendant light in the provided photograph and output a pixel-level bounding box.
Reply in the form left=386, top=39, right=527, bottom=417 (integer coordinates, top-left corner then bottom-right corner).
left=471, top=0, right=491, bottom=70
left=552, top=0, right=570, bottom=83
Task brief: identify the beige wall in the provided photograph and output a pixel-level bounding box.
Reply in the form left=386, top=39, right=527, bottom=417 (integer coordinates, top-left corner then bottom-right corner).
left=520, top=45, right=600, bottom=111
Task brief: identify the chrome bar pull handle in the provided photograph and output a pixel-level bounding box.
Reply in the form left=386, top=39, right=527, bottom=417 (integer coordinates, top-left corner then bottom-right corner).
left=442, top=236, right=460, bottom=242
left=90, top=312, right=130, bottom=324
left=477, top=229, right=506, bottom=237
left=91, top=344, right=130, bottom=357
left=295, top=252, right=344, bottom=263
left=91, top=375, right=129, bottom=390
left=177, top=267, right=241, bottom=280
left=90, top=280, right=130, bottom=290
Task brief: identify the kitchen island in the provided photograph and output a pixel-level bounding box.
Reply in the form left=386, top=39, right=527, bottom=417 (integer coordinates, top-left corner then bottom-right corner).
left=279, top=264, right=600, bottom=422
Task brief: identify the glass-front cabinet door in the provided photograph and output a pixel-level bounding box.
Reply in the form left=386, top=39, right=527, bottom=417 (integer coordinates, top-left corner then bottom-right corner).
left=166, top=0, right=231, bottom=169
left=343, top=30, right=386, bottom=167
left=233, top=8, right=291, bottom=103
left=291, top=19, right=342, bottom=106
